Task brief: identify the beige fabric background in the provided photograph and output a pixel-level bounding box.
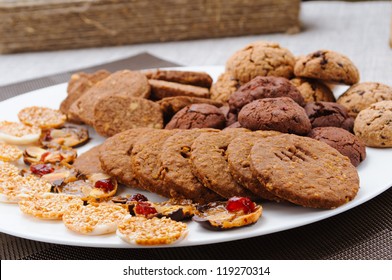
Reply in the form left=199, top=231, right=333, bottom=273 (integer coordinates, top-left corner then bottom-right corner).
left=0, top=1, right=391, bottom=86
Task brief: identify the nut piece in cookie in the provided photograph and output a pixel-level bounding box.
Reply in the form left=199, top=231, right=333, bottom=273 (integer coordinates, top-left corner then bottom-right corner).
left=290, top=77, right=335, bottom=103
left=304, top=101, right=354, bottom=132
left=337, top=82, right=392, bottom=118
left=63, top=203, right=128, bottom=235
left=144, top=70, right=213, bottom=88
left=238, top=97, right=311, bottom=135
left=0, top=121, right=41, bottom=145
left=18, top=106, right=66, bottom=129
left=161, top=129, right=222, bottom=203
left=117, top=216, right=188, bottom=245
left=308, top=127, right=366, bottom=167
left=60, top=70, right=111, bottom=116
left=354, top=100, right=392, bottom=147
left=210, top=72, right=240, bottom=103
left=149, top=79, right=210, bottom=100
left=294, top=50, right=360, bottom=85
left=68, top=70, right=150, bottom=125
left=18, top=193, right=83, bottom=220
left=192, top=197, right=262, bottom=230
left=229, top=76, right=305, bottom=114
left=93, top=95, right=163, bottom=137
left=165, top=104, right=226, bottom=130
left=40, top=125, right=89, bottom=148
left=99, top=128, right=152, bottom=189
left=250, top=134, right=359, bottom=209
left=158, top=96, right=223, bottom=123
left=226, top=41, right=295, bottom=84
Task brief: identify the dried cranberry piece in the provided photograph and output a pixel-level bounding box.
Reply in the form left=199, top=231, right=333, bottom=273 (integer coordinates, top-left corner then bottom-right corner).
left=128, top=193, right=148, bottom=202
left=94, top=179, right=115, bottom=193
left=42, top=130, right=53, bottom=141
left=135, top=201, right=157, bottom=216
left=40, top=152, right=51, bottom=162
left=30, top=164, right=54, bottom=177
left=226, top=197, right=256, bottom=214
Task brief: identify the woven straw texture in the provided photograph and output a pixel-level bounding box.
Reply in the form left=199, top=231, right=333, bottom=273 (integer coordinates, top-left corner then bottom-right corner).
left=0, top=0, right=300, bottom=53
left=0, top=54, right=391, bottom=260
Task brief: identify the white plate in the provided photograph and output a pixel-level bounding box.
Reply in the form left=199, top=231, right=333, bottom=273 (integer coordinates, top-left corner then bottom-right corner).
left=0, top=66, right=391, bottom=248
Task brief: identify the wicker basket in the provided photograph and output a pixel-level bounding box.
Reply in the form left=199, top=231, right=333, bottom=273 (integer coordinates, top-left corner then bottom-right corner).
left=0, top=0, right=301, bottom=53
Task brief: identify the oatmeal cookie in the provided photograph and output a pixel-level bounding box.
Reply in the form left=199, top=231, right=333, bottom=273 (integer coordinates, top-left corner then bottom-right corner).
left=226, top=41, right=295, bottom=84
left=161, top=129, right=221, bottom=203
left=337, top=82, right=392, bottom=118
left=290, top=77, right=335, bottom=103
left=353, top=100, right=392, bottom=147
left=190, top=130, right=257, bottom=199
left=210, top=72, right=240, bottom=102
left=250, top=134, right=359, bottom=209
left=294, top=50, right=360, bottom=85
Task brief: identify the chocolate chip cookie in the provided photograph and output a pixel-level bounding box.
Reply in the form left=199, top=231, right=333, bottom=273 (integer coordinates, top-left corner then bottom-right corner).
left=161, top=129, right=222, bottom=203
left=229, top=76, right=305, bottom=113
left=227, top=131, right=282, bottom=201
left=238, top=97, right=311, bottom=135
left=337, top=82, right=392, bottom=118
left=290, top=77, right=335, bottom=103
left=354, top=100, right=392, bottom=147
left=165, top=104, right=226, bottom=130
left=158, top=96, right=223, bottom=123
left=144, top=70, right=213, bottom=88
left=60, top=70, right=110, bottom=119
left=68, top=70, right=150, bottom=125
left=131, top=129, right=179, bottom=198
left=304, top=101, right=354, bottom=132
left=250, top=134, right=360, bottom=209
left=190, top=129, right=257, bottom=199
left=210, top=72, right=240, bottom=102
left=73, top=145, right=104, bottom=176
left=294, top=50, right=360, bottom=85
left=226, top=41, right=295, bottom=84
left=99, top=128, right=153, bottom=188
left=93, top=95, right=163, bottom=137
left=308, top=127, right=366, bottom=167
left=148, top=79, right=210, bottom=100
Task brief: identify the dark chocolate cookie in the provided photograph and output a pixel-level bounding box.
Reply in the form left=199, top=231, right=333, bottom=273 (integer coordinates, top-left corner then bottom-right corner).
left=229, top=76, right=305, bottom=114
left=304, top=101, right=354, bottom=132
left=165, top=104, right=226, bottom=130
left=308, top=127, right=366, bottom=167
left=238, top=97, right=311, bottom=135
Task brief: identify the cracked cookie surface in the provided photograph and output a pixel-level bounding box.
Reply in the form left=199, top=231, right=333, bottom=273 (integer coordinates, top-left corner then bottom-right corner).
left=308, top=127, right=366, bottom=167
left=226, top=41, right=295, bottom=84
left=165, top=104, right=226, bottom=130
left=250, top=134, right=359, bottom=209
left=238, top=97, right=311, bottom=135
left=294, top=50, right=359, bottom=85
left=354, top=100, right=392, bottom=147
left=337, top=82, right=392, bottom=118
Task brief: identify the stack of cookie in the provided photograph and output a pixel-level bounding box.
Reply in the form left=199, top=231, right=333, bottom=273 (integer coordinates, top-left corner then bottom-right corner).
left=93, top=128, right=359, bottom=209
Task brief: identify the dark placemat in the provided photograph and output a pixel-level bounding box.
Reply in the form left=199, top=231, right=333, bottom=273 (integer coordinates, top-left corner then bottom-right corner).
left=0, top=53, right=391, bottom=260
